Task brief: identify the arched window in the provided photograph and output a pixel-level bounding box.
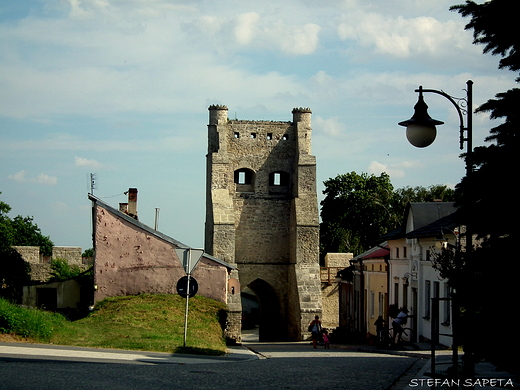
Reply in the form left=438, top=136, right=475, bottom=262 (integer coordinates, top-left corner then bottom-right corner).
left=234, top=168, right=255, bottom=192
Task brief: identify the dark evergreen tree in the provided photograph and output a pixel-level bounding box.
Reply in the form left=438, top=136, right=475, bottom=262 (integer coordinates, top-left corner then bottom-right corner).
left=450, top=0, right=519, bottom=373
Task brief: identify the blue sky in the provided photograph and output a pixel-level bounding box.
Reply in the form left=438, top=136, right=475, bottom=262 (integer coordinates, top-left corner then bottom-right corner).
left=0, top=0, right=515, bottom=252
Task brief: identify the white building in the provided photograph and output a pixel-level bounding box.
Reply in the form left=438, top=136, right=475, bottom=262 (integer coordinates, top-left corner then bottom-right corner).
left=381, top=202, right=458, bottom=347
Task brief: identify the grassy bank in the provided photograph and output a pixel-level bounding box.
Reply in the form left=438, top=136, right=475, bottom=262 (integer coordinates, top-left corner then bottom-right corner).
left=0, top=294, right=228, bottom=355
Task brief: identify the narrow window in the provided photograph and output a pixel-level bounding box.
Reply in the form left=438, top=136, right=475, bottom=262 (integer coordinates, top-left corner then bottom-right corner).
left=378, top=293, right=385, bottom=316
left=425, top=280, right=431, bottom=318
left=267, top=133, right=273, bottom=140
left=403, top=283, right=408, bottom=310
left=282, top=134, right=288, bottom=140
left=250, top=133, right=256, bottom=139
left=269, top=171, right=289, bottom=186
left=234, top=132, right=240, bottom=138
left=238, top=171, right=246, bottom=184
left=403, top=246, right=407, bottom=258
left=433, top=281, right=440, bottom=299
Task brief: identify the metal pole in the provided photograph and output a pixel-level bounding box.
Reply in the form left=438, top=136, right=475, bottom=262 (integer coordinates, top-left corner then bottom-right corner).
left=183, top=250, right=191, bottom=348
left=431, top=297, right=439, bottom=379
left=413, top=81, right=473, bottom=380
left=154, top=208, right=160, bottom=230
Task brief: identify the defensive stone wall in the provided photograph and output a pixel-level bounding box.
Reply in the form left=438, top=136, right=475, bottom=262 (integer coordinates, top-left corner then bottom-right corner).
left=205, top=105, right=322, bottom=341
left=13, top=246, right=87, bottom=282
left=52, top=247, right=83, bottom=265
left=321, top=253, right=353, bottom=329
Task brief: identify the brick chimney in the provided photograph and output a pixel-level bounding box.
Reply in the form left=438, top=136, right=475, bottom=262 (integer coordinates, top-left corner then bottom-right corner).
left=119, top=188, right=138, bottom=220
left=127, top=188, right=138, bottom=219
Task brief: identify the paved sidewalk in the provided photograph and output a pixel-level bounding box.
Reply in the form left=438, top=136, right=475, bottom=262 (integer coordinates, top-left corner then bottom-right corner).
left=0, top=342, right=258, bottom=365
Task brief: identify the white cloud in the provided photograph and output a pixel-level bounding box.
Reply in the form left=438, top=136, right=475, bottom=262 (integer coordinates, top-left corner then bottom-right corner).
left=7, top=171, right=27, bottom=183
left=235, top=12, right=260, bottom=45
left=277, top=22, right=321, bottom=55
left=337, top=12, right=472, bottom=60
left=75, top=156, right=103, bottom=169
left=314, top=116, right=346, bottom=137
left=367, top=160, right=426, bottom=179
left=8, top=170, right=58, bottom=185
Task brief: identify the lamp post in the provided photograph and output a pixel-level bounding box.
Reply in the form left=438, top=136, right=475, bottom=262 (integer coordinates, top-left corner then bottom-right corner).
left=398, top=80, right=473, bottom=178
left=399, top=80, right=474, bottom=378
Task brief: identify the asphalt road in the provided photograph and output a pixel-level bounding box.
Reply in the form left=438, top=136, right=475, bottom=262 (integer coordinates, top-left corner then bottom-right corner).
left=0, top=341, right=419, bottom=390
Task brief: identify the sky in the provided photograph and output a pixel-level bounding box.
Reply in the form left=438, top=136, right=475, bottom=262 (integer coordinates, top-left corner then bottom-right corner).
left=0, top=0, right=515, bottom=253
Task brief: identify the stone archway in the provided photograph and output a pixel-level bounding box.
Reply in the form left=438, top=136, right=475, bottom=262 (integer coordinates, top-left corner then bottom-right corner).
left=247, top=278, right=285, bottom=341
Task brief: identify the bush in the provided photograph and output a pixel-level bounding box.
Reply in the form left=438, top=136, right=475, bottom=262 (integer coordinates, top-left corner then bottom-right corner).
left=0, top=298, right=65, bottom=341
left=49, top=258, right=82, bottom=281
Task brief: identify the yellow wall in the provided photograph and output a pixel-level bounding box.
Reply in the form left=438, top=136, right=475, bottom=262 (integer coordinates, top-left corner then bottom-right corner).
left=364, top=258, right=388, bottom=337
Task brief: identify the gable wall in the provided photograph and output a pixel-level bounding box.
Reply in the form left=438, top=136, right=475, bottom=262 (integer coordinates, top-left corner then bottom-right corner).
left=93, top=203, right=228, bottom=303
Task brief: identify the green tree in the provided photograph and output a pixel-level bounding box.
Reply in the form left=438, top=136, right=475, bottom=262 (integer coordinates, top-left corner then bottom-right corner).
left=0, top=195, right=53, bottom=256
left=0, top=193, right=54, bottom=302
left=320, top=173, right=455, bottom=259
left=448, top=0, right=520, bottom=372
left=82, top=248, right=94, bottom=257
left=320, top=172, right=398, bottom=258
left=48, top=258, right=82, bottom=282
left=0, top=248, right=31, bottom=303
left=9, top=216, right=53, bottom=256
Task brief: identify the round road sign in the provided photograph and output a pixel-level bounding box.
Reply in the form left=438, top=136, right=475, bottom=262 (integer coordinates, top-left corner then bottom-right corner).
left=176, top=276, right=198, bottom=298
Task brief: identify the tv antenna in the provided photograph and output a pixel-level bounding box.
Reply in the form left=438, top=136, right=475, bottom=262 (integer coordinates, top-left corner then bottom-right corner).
left=89, top=173, right=97, bottom=194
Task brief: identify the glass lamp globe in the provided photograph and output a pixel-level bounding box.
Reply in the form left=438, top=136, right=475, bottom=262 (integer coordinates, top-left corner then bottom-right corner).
left=399, top=90, right=444, bottom=148
left=405, top=124, right=437, bottom=148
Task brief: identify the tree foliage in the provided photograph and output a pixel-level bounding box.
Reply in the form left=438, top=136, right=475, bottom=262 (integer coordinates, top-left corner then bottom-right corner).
left=0, top=195, right=53, bottom=256
left=451, top=0, right=520, bottom=76
left=447, top=0, right=519, bottom=371
left=48, top=258, right=82, bottom=282
left=320, top=172, right=455, bottom=259
left=0, top=193, right=54, bottom=302
left=82, top=248, right=94, bottom=258
left=0, top=248, right=31, bottom=303
left=452, top=1, right=520, bottom=241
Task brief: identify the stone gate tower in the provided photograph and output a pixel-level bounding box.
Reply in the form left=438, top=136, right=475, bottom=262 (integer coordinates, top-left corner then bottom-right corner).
left=205, top=105, right=322, bottom=341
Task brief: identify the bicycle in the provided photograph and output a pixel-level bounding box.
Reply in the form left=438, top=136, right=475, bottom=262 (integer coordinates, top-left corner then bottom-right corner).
left=377, top=326, right=414, bottom=348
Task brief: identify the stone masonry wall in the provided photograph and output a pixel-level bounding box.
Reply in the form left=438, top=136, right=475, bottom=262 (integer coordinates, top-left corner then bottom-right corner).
left=321, top=253, right=353, bottom=328
left=13, top=246, right=87, bottom=283
left=205, top=105, right=322, bottom=341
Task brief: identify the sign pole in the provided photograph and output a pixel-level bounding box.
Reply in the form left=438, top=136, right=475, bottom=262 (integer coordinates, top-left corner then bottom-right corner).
left=174, top=247, right=203, bottom=349
left=183, top=250, right=191, bottom=348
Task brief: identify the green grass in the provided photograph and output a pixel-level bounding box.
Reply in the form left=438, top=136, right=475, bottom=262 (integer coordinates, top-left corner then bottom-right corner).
left=0, top=294, right=228, bottom=355
left=0, top=298, right=65, bottom=341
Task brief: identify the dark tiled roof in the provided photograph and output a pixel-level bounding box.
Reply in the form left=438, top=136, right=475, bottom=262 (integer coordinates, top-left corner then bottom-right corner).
left=405, top=211, right=459, bottom=238
left=405, top=202, right=457, bottom=233
left=377, top=202, right=458, bottom=242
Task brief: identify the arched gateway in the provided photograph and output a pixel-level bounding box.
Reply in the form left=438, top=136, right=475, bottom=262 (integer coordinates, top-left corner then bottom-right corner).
left=205, top=105, right=322, bottom=342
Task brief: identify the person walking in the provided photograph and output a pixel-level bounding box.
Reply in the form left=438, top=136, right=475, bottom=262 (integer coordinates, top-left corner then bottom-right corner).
left=322, top=330, right=330, bottom=349
left=309, top=315, right=322, bottom=349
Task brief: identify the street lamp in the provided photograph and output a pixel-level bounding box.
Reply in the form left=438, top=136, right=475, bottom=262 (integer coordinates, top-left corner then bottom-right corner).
left=398, top=80, right=473, bottom=177
left=399, top=80, right=474, bottom=378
